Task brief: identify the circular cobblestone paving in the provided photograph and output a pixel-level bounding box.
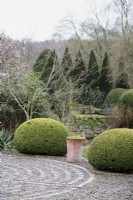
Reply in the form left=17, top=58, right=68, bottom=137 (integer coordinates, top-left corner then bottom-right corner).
left=1, top=153, right=94, bottom=200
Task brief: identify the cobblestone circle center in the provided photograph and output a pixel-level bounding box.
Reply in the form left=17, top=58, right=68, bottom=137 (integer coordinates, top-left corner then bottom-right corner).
left=1, top=153, right=94, bottom=200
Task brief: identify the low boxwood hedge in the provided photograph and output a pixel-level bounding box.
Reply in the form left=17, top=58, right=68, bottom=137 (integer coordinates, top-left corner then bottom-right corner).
left=69, top=114, right=106, bottom=133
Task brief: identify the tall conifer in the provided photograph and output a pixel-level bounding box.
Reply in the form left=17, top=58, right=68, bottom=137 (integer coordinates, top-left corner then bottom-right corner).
left=70, top=50, right=86, bottom=84
left=115, top=62, right=130, bottom=89
left=86, top=50, right=99, bottom=89
left=61, top=46, right=73, bottom=76
left=99, top=52, right=113, bottom=96
left=33, top=49, right=56, bottom=83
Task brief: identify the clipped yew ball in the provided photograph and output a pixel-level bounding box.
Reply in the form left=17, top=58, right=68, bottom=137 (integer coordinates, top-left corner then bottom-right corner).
left=104, top=88, right=127, bottom=107
left=119, top=89, right=133, bottom=107
left=119, top=89, right=133, bottom=128
left=88, top=128, right=133, bottom=172
left=14, top=118, right=69, bottom=156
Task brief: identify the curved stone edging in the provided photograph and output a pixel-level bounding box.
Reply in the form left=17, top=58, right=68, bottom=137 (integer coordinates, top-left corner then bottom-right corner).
left=44, top=159, right=95, bottom=198
left=1, top=154, right=95, bottom=200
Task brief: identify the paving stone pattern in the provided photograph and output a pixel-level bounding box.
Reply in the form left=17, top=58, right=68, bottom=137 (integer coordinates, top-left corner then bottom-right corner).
left=1, top=153, right=94, bottom=200
left=1, top=152, right=133, bottom=200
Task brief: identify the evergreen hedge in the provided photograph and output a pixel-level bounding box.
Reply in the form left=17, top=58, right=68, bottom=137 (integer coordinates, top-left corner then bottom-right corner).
left=99, top=52, right=113, bottom=96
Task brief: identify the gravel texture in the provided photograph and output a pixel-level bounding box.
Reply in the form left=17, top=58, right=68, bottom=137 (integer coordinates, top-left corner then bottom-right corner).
left=1, top=151, right=133, bottom=200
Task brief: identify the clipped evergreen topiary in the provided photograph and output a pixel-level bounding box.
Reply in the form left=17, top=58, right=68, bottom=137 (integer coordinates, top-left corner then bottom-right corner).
left=119, top=89, right=133, bottom=128
left=115, top=72, right=130, bottom=89
left=70, top=50, right=86, bottom=83
left=70, top=50, right=87, bottom=103
left=115, top=62, right=130, bottom=89
left=61, top=46, right=73, bottom=76
left=99, top=52, right=113, bottom=96
left=88, top=128, right=133, bottom=172
left=119, top=89, right=133, bottom=107
left=33, top=49, right=53, bottom=72
left=86, top=50, right=99, bottom=89
left=104, top=88, right=127, bottom=107
left=33, top=49, right=56, bottom=83
left=14, top=118, right=70, bottom=156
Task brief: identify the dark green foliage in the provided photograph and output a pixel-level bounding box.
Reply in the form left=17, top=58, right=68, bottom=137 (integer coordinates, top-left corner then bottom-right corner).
left=82, top=50, right=100, bottom=104
left=33, top=49, right=56, bottom=83
left=115, top=73, right=130, bottom=89
left=61, top=46, right=73, bottom=76
left=119, top=89, right=133, bottom=107
left=86, top=50, right=99, bottom=89
left=119, top=89, right=133, bottom=128
left=0, top=129, right=14, bottom=150
left=99, top=52, right=113, bottom=96
left=33, top=49, right=52, bottom=72
left=88, top=128, right=133, bottom=172
left=14, top=118, right=70, bottom=156
left=85, top=88, right=105, bottom=107
left=70, top=50, right=87, bottom=103
left=49, top=76, right=71, bottom=119
left=0, top=92, right=26, bottom=129
left=40, top=50, right=55, bottom=82
left=70, top=50, right=86, bottom=82
left=45, top=50, right=60, bottom=93
left=79, top=87, right=105, bottom=106
left=115, top=64, right=130, bottom=89
left=104, top=88, right=127, bottom=107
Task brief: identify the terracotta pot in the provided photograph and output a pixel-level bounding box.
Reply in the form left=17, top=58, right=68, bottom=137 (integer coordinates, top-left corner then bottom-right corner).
left=66, top=138, right=84, bottom=163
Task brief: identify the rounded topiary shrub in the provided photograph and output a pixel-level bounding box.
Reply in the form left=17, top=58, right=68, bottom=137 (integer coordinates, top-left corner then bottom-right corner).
left=14, top=118, right=70, bottom=156
left=119, top=89, right=133, bottom=107
left=104, top=88, right=127, bottom=107
left=119, top=89, right=133, bottom=108
left=88, top=128, right=133, bottom=172
left=119, top=89, right=133, bottom=128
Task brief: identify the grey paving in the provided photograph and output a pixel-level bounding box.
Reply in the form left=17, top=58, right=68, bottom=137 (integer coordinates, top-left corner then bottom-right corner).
left=1, top=152, right=133, bottom=200
left=1, top=153, right=94, bottom=200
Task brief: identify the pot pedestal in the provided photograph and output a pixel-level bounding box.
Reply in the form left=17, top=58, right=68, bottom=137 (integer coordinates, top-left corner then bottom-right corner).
left=66, top=138, right=84, bottom=163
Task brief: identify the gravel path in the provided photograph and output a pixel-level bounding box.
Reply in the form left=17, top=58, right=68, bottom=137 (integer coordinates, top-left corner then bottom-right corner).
left=1, top=152, right=133, bottom=200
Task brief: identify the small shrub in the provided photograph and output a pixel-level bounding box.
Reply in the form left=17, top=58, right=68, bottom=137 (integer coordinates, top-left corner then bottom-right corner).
left=67, top=133, right=83, bottom=139
left=104, top=88, right=127, bottom=107
left=0, top=93, right=26, bottom=129
left=82, top=147, right=88, bottom=159
left=119, top=89, right=133, bottom=128
left=85, top=88, right=105, bottom=108
left=14, top=118, right=70, bottom=156
left=0, top=129, right=14, bottom=150
left=88, top=128, right=133, bottom=172
left=106, top=106, right=124, bottom=128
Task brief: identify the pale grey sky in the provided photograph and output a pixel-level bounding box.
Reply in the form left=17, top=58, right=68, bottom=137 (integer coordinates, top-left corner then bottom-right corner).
left=0, top=0, right=111, bottom=41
